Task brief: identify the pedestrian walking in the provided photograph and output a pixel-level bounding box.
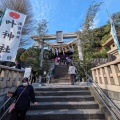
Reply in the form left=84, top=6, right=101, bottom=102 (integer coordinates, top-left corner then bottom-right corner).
left=7, top=77, right=38, bottom=120
left=68, top=63, right=76, bottom=85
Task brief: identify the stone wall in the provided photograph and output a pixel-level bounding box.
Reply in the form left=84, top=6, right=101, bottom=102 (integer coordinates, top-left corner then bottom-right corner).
left=91, top=58, right=120, bottom=109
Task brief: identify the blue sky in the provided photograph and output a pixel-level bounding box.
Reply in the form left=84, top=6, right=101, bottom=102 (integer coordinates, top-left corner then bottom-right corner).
left=30, top=0, right=120, bottom=35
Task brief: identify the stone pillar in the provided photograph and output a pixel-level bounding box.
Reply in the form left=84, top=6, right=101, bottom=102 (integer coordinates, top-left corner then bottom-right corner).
left=37, top=40, right=44, bottom=68
left=77, top=37, right=83, bottom=61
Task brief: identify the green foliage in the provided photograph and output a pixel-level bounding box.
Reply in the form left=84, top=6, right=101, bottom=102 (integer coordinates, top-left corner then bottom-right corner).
left=77, top=1, right=103, bottom=66
left=93, top=47, right=108, bottom=58
left=20, top=47, right=40, bottom=71
left=100, top=34, right=110, bottom=44
left=16, top=48, right=26, bottom=61
left=42, top=60, right=50, bottom=74
left=71, top=45, right=79, bottom=61
left=116, top=25, right=120, bottom=35
left=75, top=62, right=92, bottom=79
left=112, top=12, right=120, bottom=26
left=76, top=2, right=118, bottom=76
left=75, top=62, right=85, bottom=78
left=35, top=60, right=50, bottom=77
left=20, top=47, right=50, bottom=76
left=43, top=49, right=54, bottom=59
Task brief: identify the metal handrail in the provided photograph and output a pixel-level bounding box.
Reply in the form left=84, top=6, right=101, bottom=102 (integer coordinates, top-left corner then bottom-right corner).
left=0, top=105, right=10, bottom=120
left=0, top=97, right=11, bottom=110
left=91, top=84, right=118, bottom=120
left=81, top=65, right=120, bottom=119
left=0, top=97, right=12, bottom=120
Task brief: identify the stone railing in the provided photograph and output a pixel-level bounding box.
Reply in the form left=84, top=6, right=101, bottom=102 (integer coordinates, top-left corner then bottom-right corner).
left=0, top=65, right=24, bottom=102
left=91, top=58, right=120, bottom=108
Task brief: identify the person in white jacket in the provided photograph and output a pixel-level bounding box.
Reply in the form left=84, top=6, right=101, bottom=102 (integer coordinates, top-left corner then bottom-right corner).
left=68, top=63, right=76, bottom=85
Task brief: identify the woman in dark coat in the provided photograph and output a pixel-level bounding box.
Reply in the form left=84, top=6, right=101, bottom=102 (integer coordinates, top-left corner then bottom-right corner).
left=7, top=77, right=38, bottom=120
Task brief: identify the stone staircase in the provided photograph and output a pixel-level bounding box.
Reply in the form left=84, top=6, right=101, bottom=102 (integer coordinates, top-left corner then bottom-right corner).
left=25, top=86, right=106, bottom=120
left=51, top=65, right=70, bottom=83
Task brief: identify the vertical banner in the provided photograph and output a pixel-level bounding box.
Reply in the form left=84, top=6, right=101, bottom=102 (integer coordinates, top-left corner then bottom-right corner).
left=0, top=8, right=26, bottom=62
left=110, top=17, right=120, bottom=54
left=106, top=9, right=120, bottom=54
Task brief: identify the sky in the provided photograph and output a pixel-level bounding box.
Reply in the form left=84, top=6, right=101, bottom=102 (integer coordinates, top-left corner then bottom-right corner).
left=30, top=0, right=120, bottom=35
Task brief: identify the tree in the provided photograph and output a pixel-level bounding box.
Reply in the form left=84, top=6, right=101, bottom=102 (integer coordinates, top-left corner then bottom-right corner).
left=20, top=47, right=40, bottom=71
left=92, top=11, right=120, bottom=58
left=112, top=12, right=120, bottom=35
left=36, top=19, right=48, bottom=68
left=75, top=2, right=102, bottom=77
left=0, top=0, right=34, bottom=46
left=16, top=48, right=26, bottom=61
left=78, top=1, right=102, bottom=64
left=20, top=47, right=50, bottom=76
left=112, top=12, right=120, bottom=26
left=37, top=19, right=48, bottom=39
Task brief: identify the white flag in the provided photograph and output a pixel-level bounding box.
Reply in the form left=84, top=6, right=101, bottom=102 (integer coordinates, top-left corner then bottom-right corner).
left=68, top=46, right=74, bottom=52
left=55, top=48, right=58, bottom=56
left=110, top=17, right=120, bottom=54
left=62, top=48, right=65, bottom=55
left=106, top=9, right=120, bottom=54
left=0, top=8, right=26, bottom=62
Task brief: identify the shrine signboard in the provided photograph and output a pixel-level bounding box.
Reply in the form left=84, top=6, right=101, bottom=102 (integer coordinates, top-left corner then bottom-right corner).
left=56, top=31, right=63, bottom=43
left=0, top=8, right=26, bottom=62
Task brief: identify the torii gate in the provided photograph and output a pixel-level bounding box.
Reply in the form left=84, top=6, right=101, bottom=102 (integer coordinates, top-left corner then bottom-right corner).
left=31, top=31, right=83, bottom=67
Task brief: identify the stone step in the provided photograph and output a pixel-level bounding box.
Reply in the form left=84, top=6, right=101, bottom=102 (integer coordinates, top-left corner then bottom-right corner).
left=25, top=118, right=105, bottom=120
left=55, top=71, right=68, bottom=73
left=54, top=76, right=69, bottom=79
left=51, top=79, right=70, bottom=81
left=55, top=67, right=68, bottom=69
left=50, top=79, right=71, bottom=84
left=26, top=109, right=105, bottom=120
left=35, top=90, right=91, bottom=96
left=52, top=78, right=70, bottom=81
left=55, top=69, right=68, bottom=72
left=54, top=75, right=69, bottom=79
left=55, top=65, right=67, bottom=67
left=55, top=69, right=68, bottom=71
left=35, top=95, right=94, bottom=102
left=53, top=75, right=70, bottom=80
left=34, top=87, right=88, bottom=91
left=29, top=101, right=99, bottom=110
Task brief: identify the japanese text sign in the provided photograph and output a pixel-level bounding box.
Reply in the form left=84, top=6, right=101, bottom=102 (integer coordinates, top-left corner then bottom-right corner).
left=0, top=8, right=26, bottom=62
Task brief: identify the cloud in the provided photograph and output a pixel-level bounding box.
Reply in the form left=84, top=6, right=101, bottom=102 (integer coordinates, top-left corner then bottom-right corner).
left=31, top=0, right=59, bottom=21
